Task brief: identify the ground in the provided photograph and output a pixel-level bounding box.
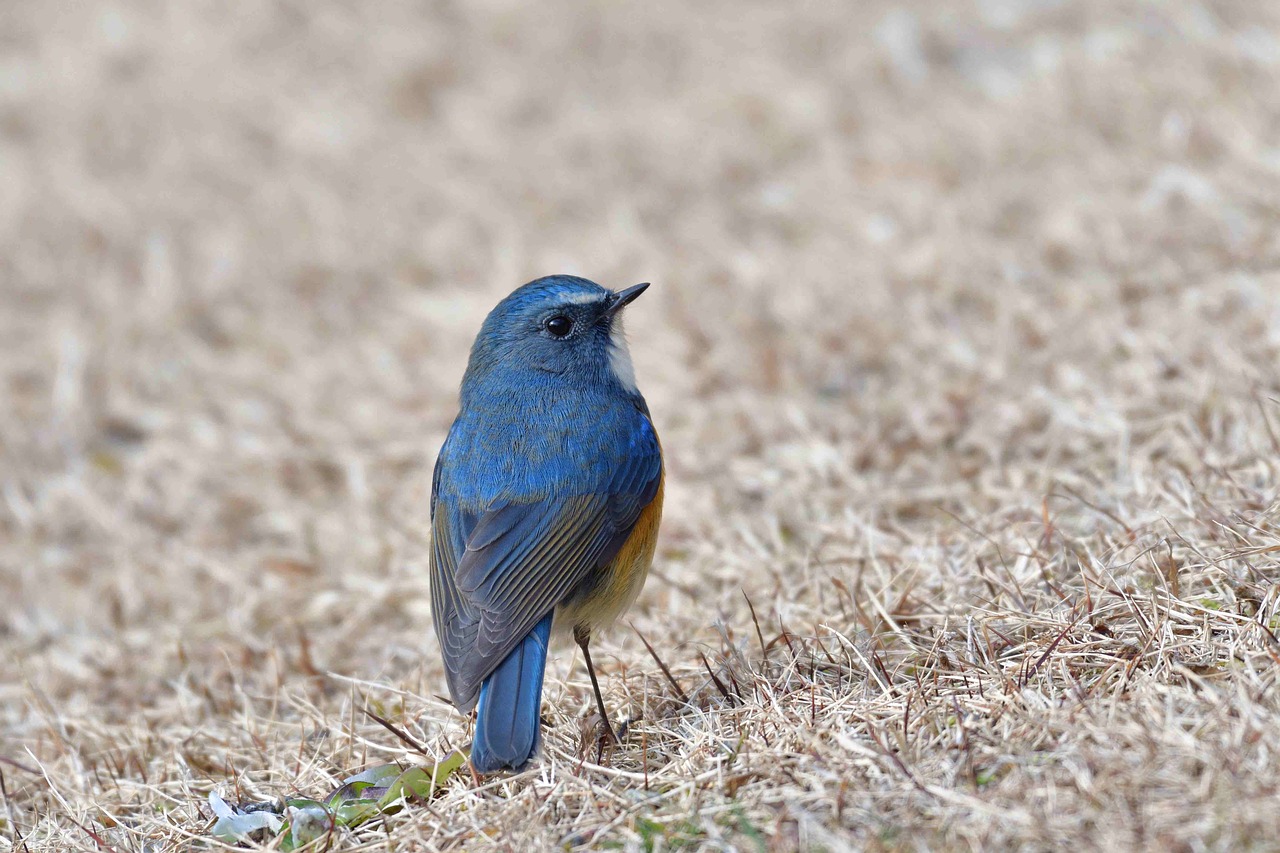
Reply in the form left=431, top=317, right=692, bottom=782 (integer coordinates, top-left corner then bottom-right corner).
left=3, top=0, right=1280, bottom=850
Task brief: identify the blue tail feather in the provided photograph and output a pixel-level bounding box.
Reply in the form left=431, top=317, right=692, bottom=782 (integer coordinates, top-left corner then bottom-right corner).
left=471, top=613, right=554, bottom=773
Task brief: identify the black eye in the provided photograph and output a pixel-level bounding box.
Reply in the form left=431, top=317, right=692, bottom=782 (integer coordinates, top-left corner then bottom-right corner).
left=545, top=315, right=573, bottom=337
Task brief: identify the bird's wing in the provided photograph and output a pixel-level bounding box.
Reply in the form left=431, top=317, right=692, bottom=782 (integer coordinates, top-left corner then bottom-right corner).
left=429, top=420, right=661, bottom=711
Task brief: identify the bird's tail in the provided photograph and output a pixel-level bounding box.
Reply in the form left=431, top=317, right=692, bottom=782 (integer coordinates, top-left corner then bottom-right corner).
left=471, top=613, right=554, bottom=774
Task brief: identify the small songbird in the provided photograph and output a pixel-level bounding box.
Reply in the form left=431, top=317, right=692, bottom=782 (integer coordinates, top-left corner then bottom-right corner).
left=429, top=275, right=664, bottom=774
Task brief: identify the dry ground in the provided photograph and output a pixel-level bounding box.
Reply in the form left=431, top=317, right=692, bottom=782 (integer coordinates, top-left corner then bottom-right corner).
left=4, top=1, right=1280, bottom=850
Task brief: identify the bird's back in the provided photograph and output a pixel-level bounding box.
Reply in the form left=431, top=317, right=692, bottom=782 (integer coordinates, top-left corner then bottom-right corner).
left=439, top=376, right=654, bottom=510
left=430, top=373, right=662, bottom=709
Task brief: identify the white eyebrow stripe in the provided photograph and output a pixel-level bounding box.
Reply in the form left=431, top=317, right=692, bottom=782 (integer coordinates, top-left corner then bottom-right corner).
left=559, top=292, right=609, bottom=305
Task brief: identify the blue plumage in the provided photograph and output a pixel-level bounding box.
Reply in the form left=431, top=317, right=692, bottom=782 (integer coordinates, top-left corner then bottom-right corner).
left=429, top=275, right=664, bottom=774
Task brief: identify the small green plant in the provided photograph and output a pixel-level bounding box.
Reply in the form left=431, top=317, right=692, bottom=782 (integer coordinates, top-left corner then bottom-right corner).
left=209, top=752, right=466, bottom=850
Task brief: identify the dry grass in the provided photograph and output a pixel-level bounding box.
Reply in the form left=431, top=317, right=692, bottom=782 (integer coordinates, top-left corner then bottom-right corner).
left=4, top=0, right=1280, bottom=850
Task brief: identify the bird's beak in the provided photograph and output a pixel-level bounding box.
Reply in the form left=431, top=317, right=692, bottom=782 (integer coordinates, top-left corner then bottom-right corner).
left=607, top=282, right=650, bottom=316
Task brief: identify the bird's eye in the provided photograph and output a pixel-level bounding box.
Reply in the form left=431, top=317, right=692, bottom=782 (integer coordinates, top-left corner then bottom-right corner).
left=545, top=315, right=573, bottom=338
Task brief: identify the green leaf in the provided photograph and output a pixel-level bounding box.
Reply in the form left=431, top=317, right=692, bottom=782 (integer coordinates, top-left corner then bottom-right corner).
left=332, top=800, right=383, bottom=825
left=378, top=751, right=467, bottom=809
left=326, top=763, right=404, bottom=806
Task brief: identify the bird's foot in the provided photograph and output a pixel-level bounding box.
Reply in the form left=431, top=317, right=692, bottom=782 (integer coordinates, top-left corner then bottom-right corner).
left=579, top=712, right=619, bottom=764
left=584, top=714, right=640, bottom=765
left=594, top=718, right=617, bottom=765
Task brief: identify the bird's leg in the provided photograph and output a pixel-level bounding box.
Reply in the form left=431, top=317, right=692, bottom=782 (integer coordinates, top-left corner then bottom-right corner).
left=574, top=626, right=618, bottom=755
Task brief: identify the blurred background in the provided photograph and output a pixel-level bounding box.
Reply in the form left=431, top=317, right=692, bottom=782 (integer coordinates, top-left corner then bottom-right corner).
left=3, top=0, right=1280, bottom=848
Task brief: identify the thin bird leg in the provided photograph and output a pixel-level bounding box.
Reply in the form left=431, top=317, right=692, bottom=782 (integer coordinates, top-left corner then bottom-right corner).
left=574, top=626, right=618, bottom=749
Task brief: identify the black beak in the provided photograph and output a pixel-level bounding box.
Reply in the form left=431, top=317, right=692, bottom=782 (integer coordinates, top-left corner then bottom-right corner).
left=607, top=282, right=650, bottom=316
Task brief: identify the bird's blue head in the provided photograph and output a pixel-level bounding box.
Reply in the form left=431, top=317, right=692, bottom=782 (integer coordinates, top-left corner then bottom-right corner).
left=462, top=275, right=650, bottom=398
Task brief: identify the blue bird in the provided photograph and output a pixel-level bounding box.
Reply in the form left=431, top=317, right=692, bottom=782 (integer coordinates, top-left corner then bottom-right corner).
left=429, top=275, right=664, bottom=774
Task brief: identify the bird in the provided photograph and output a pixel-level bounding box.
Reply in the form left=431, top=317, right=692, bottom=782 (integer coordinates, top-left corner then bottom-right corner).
left=429, top=275, right=664, bottom=775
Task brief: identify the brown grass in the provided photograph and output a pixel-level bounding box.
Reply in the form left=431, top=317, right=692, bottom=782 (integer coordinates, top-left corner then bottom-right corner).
left=4, top=0, right=1280, bottom=850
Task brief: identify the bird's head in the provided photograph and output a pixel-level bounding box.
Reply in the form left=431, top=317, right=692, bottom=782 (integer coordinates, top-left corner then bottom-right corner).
left=462, top=275, right=649, bottom=395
